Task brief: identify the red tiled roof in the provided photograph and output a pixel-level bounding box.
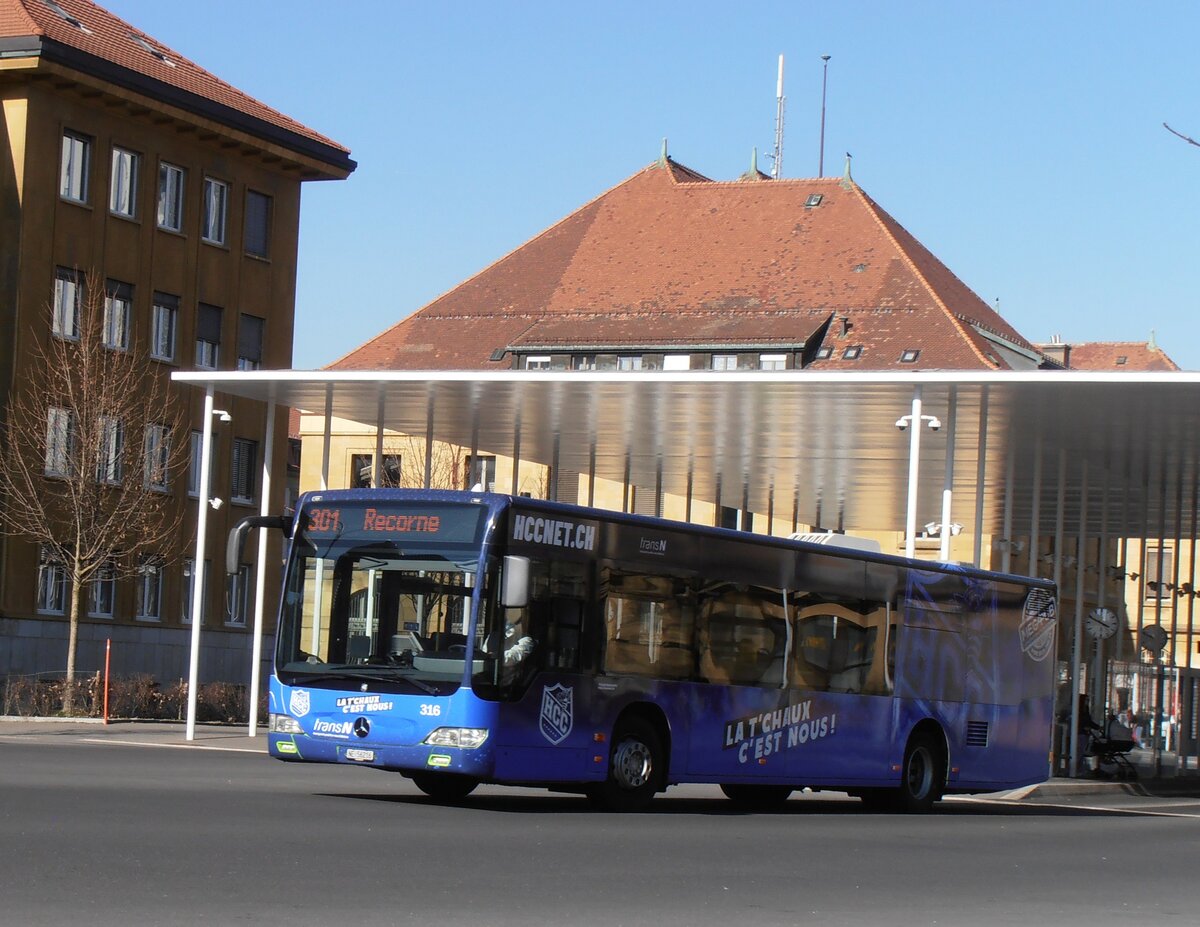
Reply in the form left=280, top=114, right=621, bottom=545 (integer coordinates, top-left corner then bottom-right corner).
left=332, top=158, right=1042, bottom=371
left=0, top=0, right=351, bottom=165
left=1062, top=341, right=1180, bottom=372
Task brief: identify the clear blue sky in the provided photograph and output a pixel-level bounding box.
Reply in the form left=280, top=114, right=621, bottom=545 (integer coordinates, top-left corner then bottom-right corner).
left=106, top=0, right=1200, bottom=370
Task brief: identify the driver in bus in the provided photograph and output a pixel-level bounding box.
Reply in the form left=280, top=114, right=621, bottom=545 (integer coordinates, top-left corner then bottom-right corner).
left=502, top=613, right=536, bottom=679
left=484, top=611, right=536, bottom=683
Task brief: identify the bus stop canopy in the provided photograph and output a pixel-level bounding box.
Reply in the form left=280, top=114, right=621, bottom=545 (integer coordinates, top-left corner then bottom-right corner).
left=173, top=369, right=1200, bottom=542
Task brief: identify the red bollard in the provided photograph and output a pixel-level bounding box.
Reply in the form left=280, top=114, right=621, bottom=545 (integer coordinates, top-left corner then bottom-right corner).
left=103, top=639, right=110, bottom=725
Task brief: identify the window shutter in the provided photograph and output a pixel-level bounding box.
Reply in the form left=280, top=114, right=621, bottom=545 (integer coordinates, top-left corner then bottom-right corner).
left=238, top=314, right=265, bottom=363
left=197, top=304, right=222, bottom=344
left=245, top=191, right=271, bottom=257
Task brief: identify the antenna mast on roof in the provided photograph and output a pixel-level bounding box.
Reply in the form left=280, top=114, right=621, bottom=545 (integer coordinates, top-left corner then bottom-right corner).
left=818, top=55, right=831, bottom=177
left=771, top=55, right=785, bottom=179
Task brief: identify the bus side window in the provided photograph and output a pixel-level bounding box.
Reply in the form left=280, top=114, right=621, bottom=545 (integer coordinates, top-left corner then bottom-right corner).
left=791, top=597, right=892, bottom=695
left=600, top=568, right=695, bottom=679
left=697, top=585, right=786, bottom=687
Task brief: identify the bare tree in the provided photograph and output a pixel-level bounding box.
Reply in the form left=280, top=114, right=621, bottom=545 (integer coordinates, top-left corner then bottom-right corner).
left=0, top=272, right=189, bottom=712
left=392, top=435, right=468, bottom=490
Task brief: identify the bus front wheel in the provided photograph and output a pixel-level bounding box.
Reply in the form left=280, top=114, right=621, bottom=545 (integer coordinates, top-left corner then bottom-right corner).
left=588, top=717, right=663, bottom=812
left=411, top=773, right=479, bottom=802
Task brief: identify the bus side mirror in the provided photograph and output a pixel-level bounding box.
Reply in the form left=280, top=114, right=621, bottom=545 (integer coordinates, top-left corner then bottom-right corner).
left=501, top=556, right=530, bottom=608
left=226, top=515, right=290, bottom=575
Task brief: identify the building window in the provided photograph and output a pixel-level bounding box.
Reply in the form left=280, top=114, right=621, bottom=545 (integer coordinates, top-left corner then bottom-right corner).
left=37, top=547, right=67, bottom=614
left=843, top=345, right=863, bottom=360
left=815, top=347, right=832, bottom=360
left=662, top=355, right=691, bottom=371
left=900, top=349, right=920, bottom=363
left=136, top=556, right=163, bottom=621
left=182, top=558, right=210, bottom=625
left=524, top=356, right=551, bottom=370
left=45, top=407, right=74, bottom=476
left=712, top=354, right=738, bottom=371
left=237, top=314, right=264, bottom=370
left=379, top=454, right=402, bottom=487
left=1116, top=356, right=1128, bottom=366
left=144, top=423, right=171, bottom=492
left=60, top=131, right=90, bottom=203
left=103, top=280, right=132, bottom=351
left=196, top=303, right=222, bottom=369
left=89, top=559, right=117, bottom=618
left=350, top=453, right=373, bottom=489
left=617, top=356, right=643, bottom=371
left=244, top=190, right=272, bottom=257
left=157, top=161, right=185, bottom=231
left=571, top=355, right=596, bottom=371
left=97, top=416, right=124, bottom=485
left=231, top=437, right=258, bottom=504
left=188, top=431, right=218, bottom=497
left=151, top=292, right=178, bottom=362
left=804, top=193, right=823, bottom=208
left=466, top=455, right=496, bottom=492
left=109, top=147, right=139, bottom=217
left=759, top=354, right=787, bottom=371
left=53, top=267, right=81, bottom=340
left=1145, top=546, right=1175, bottom=600
left=202, top=177, right=228, bottom=244
left=226, top=563, right=252, bottom=626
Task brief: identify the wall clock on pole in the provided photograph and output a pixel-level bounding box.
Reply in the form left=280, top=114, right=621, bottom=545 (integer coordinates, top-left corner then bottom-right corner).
left=1086, top=607, right=1119, bottom=640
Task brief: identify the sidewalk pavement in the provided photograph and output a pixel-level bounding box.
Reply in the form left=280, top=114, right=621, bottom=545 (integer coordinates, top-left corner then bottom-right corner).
left=0, top=716, right=267, bottom=752
left=3, top=717, right=1199, bottom=798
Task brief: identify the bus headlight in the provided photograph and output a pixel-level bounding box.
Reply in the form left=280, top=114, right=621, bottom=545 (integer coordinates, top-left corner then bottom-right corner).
left=269, top=713, right=304, bottom=734
left=423, top=727, right=489, bottom=749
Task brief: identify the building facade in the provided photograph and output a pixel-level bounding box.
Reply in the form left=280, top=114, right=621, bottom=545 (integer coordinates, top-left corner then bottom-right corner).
left=0, top=0, right=353, bottom=684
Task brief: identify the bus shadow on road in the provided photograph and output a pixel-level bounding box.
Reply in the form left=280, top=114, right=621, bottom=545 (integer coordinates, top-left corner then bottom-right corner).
left=313, top=791, right=1148, bottom=818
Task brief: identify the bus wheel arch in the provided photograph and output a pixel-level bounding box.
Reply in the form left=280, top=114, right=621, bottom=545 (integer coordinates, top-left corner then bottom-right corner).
left=587, top=705, right=669, bottom=812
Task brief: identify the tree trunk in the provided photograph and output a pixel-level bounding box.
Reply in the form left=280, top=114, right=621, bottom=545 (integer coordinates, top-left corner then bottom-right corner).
left=63, top=575, right=83, bottom=715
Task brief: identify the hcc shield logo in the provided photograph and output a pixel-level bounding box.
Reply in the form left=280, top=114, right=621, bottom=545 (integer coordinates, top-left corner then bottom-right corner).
left=539, top=684, right=573, bottom=745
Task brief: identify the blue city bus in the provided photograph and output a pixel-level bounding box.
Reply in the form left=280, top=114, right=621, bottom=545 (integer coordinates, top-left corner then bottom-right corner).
left=230, top=489, right=1058, bottom=811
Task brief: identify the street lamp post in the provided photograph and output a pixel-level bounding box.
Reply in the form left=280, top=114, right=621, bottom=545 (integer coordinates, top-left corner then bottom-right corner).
left=186, top=395, right=229, bottom=741
left=896, top=385, right=941, bottom=560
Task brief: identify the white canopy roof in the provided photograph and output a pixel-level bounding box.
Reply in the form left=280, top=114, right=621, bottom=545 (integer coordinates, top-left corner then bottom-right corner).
left=173, top=370, right=1200, bottom=541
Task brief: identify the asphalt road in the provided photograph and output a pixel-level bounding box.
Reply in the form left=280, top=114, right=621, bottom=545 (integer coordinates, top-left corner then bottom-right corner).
left=1, top=734, right=1198, bottom=927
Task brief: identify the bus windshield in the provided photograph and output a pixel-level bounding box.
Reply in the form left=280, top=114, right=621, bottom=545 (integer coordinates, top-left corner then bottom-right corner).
left=276, top=500, right=490, bottom=694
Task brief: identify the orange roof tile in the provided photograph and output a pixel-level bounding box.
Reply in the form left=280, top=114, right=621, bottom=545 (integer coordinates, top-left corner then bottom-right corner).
left=332, top=157, right=1044, bottom=372
left=0, top=0, right=353, bottom=173
left=1060, top=341, right=1180, bottom=372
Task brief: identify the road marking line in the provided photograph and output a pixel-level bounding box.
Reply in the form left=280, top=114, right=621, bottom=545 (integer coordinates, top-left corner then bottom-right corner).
left=955, top=795, right=1200, bottom=818
left=78, top=737, right=265, bottom=754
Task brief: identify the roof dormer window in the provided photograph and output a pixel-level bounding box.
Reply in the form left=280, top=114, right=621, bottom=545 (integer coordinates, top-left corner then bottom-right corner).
left=805, top=194, right=824, bottom=208
left=42, top=0, right=92, bottom=33
left=131, top=34, right=176, bottom=67
left=900, top=349, right=920, bottom=363
left=843, top=346, right=863, bottom=360
left=815, top=347, right=832, bottom=360
left=1116, top=356, right=1128, bottom=365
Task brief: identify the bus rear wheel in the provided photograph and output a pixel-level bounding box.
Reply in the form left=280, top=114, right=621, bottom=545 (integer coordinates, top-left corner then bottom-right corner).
left=897, top=735, right=944, bottom=813
left=411, top=773, right=479, bottom=802
left=587, top=717, right=663, bottom=812
left=719, top=784, right=793, bottom=811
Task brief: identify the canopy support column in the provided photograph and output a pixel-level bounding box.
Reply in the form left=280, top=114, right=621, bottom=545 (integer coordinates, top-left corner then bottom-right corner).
left=248, top=400, right=275, bottom=737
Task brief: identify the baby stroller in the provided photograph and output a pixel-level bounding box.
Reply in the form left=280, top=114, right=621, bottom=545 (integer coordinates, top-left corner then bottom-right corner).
left=1085, top=716, right=1139, bottom=781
